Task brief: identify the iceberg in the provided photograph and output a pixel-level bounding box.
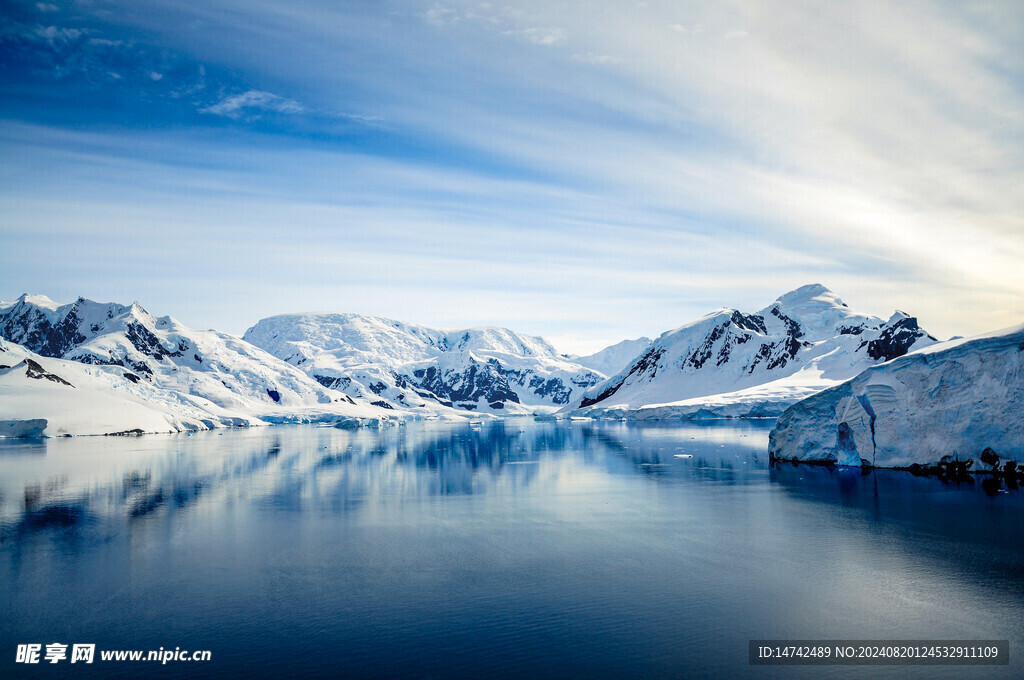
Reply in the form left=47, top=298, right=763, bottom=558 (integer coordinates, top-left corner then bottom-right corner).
left=769, top=323, right=1024, bottom=468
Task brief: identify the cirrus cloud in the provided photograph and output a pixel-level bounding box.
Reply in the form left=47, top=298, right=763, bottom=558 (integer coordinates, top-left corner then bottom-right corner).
left=199, top=90, right=304, bottom=118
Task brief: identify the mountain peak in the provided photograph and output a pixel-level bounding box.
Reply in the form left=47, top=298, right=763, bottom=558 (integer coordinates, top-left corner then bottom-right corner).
left=11, top=293, right=61, bottom=311
left=773, top=284, right=842, bottom=308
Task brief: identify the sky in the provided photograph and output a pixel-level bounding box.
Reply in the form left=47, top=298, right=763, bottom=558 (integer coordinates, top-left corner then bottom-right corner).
left=1, top=0, right=1022, bottom=354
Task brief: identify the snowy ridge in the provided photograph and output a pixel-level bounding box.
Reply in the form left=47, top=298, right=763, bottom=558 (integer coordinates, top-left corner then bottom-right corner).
left=572, top=337, right=653, bottom=377
left=565, top=284, right=937, bottom=419
left=768, top=323, right=1024, bottom=468
left=243, top=313, right=605, bottom=414
left=0, top=340, right=257, bottom=437
left=0, top=296, right=403, bottom=436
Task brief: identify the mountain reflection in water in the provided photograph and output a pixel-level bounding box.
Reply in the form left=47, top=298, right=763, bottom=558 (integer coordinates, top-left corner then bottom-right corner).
left=1, top=419, right=1021, bottom=680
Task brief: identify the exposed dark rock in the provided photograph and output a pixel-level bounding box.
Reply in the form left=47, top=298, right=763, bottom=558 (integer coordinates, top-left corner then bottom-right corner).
left=729, top=311, right=766, bottom=334
left=107, top=428, right=146, bottom=437
left=500, top=360, right=600, bottom=405
left=23, top=359, right=74, bottom=387
left=770, top=306, right=804, bottom=339
left=980, top=447, right=1000, bottom=470
left=936, top=455, right=974, bottom=481
left=45, top=304, right=89, bottom=356
left=412, top=361, right=519, bottom=409
left=527, top=376, right=571, bottom=404
left=685, top=323, right=725, bottom=369
left=580, top=345, right=666, bottom=408
left=580, top=383, right=621, bottom=408
left=630, top=346, right=666, bottom=378
left=0, top=302, right=85, bottom=357
left=125, top=321, right=181, bottom=360
left=314, top=374, right=351, bottom=390
left=861, top=315, right=933, bottom=362
left=128, top=359, right=153, bottom=376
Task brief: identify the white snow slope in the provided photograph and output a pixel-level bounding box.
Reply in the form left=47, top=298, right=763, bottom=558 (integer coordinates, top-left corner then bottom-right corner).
left=243, top=313, right=606, bottom=415
left=768, top=323, right=1024, bottom=468
left=0, top=296, right=398, bottom=436
left=0, top=338, right=258, bottom=436
left=565, top=284, right=937, bottom=419
left=572, top=337, right=653, bottom=377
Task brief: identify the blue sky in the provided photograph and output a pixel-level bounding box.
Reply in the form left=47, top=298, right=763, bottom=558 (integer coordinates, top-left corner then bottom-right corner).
left=1, top=0, right=1022, bottom=353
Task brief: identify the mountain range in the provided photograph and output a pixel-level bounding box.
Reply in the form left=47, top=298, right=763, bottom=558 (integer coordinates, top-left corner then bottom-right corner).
left=0, top=294, right=388, bottom=436
left=0, top=285, right=945, bottom=438
left=242, top=313, right=605, bottom=414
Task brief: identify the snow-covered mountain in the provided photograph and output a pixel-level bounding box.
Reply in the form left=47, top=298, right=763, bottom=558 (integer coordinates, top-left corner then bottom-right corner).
left=564, top=284, right=937, bottom=419
left=573, top=337, right=652, bottom=377
left=0, top=295, right=394, bottom=435
left=768, top=323, right=1024, bottom=468
left=0, top=286, right=949, bottom=435
left=0, top=336, right=258, bottom=436
left=243, top=313, right=605, bottom=414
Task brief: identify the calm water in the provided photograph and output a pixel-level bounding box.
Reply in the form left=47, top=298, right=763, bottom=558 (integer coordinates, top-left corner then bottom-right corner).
left=1, top=420, right=1021, bottom=679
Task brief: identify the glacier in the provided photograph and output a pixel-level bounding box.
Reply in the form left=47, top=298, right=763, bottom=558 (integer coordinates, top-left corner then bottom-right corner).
left=768, top=323, right=1024, bottom=468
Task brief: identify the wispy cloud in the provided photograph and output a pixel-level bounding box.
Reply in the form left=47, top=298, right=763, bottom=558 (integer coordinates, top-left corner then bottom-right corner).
left=33, top=25, right=82, bottom=46
left=423, top=5, right=459, bottom=26
left=504, top=27, right=566, bottom=46
left=2, top=0, right=1023, bottom=349
left=199, top=90, right=304, bottom=118
left=670, top=22, right=704, bottom=34
left=420, top=3, right=567, bottom=47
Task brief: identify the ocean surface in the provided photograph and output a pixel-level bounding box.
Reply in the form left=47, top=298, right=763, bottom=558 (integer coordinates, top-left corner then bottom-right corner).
left=1, top=419, right=1021, bottom=679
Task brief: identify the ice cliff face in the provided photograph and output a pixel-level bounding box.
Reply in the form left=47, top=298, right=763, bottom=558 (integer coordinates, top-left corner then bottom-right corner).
left=566, top=284, right=937, bottom=418
left=768, top=323, right=1024, bottom=468
left=243, top=313, right=605, bottom=414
